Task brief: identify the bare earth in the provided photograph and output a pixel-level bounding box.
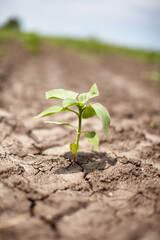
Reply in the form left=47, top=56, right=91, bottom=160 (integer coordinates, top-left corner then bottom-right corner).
left=0, top=42, right=160, bottom=240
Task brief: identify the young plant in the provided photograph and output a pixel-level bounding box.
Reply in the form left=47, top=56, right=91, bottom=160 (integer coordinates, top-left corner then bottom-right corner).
left=34, top=83, right=111, bottom=163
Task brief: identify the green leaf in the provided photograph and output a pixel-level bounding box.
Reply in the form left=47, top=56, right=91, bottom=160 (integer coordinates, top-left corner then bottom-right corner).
left=82, top=105, right=96, bottom=119
left=70, top=143, right=79, bottom=155
left=34, top=106, right=67, bottom=118
left=91, top=103, right=111, bottom=137
left=78, top=93, right=89, bottom=104
left=89, top=83, right=99, bottom=97
left=85, top=132, right=99, bottom=151
left=45, top=121, right=77, bottom=130
left=46, top=89, right=78, bottom=100
left=78, top=83, right=99, bottom=103
left=63, top=98, right=80, bottom=108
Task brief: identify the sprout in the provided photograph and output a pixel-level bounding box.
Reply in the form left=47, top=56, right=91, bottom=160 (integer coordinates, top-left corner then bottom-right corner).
left=34, top=83, right=111, bottom=163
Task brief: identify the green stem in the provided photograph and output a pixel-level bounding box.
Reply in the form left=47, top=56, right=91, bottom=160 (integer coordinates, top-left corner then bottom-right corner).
left=67, top=108, right=79, bottom=116
left=73, top=106, right=82, bottom=162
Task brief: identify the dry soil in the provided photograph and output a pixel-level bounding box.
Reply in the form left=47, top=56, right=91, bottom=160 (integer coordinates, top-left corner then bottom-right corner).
left=0, top=42, right=160, bottom=240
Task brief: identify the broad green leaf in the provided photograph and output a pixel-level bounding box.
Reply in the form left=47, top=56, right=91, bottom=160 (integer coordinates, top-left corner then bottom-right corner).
left=63, top=98, right=80, bottom=108
left=34, top=106, right=67, bottom=118
left=91, top=103, right=111, bottom=137
left=82, top=105, right=96, bottom=119
left=78, top=83, right=99, bottom=103
left=45, top=121, right=77, bottom=130
left=46, top=89, right=78, bottom=100
left=85, top=132, right=99, bottom=150
left=70, top=143, right=79, bottom=155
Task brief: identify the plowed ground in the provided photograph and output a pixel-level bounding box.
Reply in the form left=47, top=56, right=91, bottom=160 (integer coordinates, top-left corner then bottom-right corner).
left=0, top=42, right=160, bottom=240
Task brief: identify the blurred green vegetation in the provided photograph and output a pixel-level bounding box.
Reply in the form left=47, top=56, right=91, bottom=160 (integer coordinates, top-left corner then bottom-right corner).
left=0, top=28, right=42, bottom=54
left=2, top=18, right=21, bottom=30
left=48, top=37, right=160, bottom=62
left=150, top=116, right=160, bottom=129
left=149, top=71, right=160, bottom=83
left=0, top=27, right=160, bottom=61
left=20, top=32, right=42, bottom=54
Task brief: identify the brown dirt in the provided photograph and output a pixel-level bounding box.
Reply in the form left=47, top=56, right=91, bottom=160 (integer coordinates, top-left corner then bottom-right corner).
left=0, top=42, right=160, bottom=240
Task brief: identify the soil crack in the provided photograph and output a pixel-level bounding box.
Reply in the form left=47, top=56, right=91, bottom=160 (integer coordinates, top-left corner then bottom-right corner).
left=40, top=201, right=89, bottom=236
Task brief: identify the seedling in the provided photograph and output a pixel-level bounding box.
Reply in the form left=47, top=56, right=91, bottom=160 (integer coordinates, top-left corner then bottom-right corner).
left=34, top=83, right=111, bottom=163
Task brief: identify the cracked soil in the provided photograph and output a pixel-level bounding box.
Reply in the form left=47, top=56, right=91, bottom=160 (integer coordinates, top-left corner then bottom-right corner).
left=0, top=42, right=160, bottom=240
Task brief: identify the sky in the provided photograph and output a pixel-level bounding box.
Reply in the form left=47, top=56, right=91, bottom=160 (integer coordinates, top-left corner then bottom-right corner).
left=0, top=0, right=160, bottom=50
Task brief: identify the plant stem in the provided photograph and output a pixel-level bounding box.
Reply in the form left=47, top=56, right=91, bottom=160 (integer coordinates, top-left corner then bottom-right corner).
left=73, top=106, right=82, bottom=162
left=67, top=108, right=79, bottom=116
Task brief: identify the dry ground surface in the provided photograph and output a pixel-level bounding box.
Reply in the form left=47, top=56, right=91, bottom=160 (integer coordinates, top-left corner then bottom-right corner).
left=0, top=42, right=160, bottom=240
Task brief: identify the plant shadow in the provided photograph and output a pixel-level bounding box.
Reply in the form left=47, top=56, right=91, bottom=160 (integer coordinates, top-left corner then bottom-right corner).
left=54, top=151, right=117, bottom=175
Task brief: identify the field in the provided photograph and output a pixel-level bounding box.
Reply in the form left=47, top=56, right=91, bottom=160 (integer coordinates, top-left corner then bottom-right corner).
left=0, top=29, right=160, bottom=240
